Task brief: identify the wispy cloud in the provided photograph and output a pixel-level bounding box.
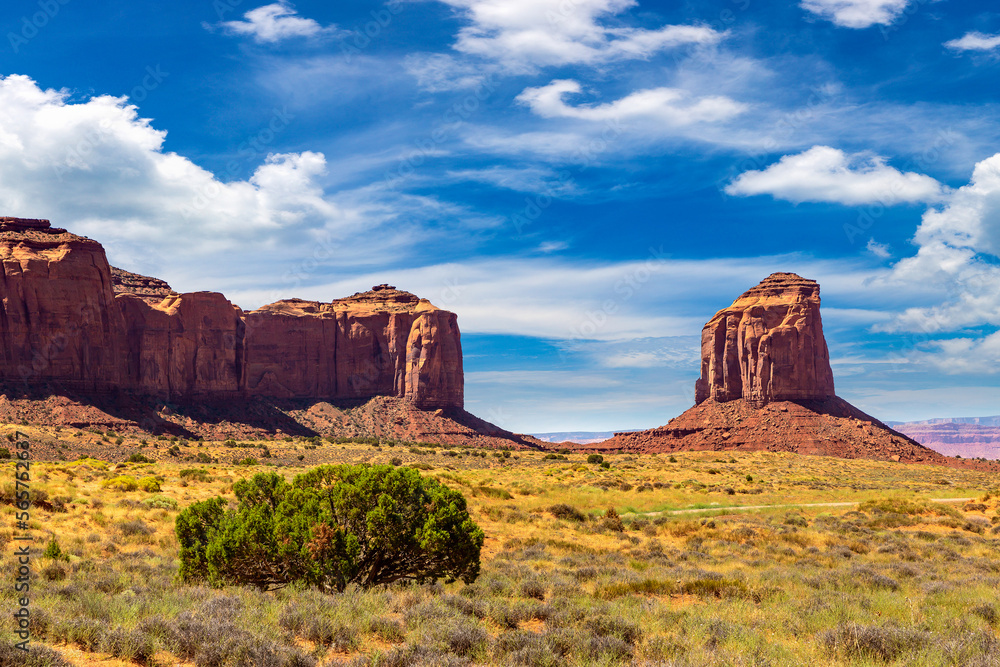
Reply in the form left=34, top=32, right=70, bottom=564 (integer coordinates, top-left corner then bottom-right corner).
left=800, top=0, right=912, bottom=29
left=434, top=0, right=724, bottom=71
left=945, top=31, right=1000, bottom=53
left=516, top=79, right=747, bottom=125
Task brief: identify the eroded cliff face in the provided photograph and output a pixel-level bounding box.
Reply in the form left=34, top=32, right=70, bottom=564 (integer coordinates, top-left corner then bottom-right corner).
left=239, top=287, right=462, bottom=409
left=694, top=272, right=835, bottom=407
left=0, top=218, right=127, bottom=391
left=0, top=219, right=464, bottom=409
left=118, top=291, right=245, bottom=398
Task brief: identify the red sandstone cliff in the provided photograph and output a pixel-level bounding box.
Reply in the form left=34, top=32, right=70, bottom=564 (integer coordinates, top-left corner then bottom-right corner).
left=695, top=273, right=835, bottom=407
left=242, top=286, right=462, bottom=409
left=0, top=219, right=464, bottom=410
left=0, top=217, right=127, bottom=391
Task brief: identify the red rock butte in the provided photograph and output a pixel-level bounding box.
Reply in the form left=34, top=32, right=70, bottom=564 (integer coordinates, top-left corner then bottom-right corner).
left=0, top=217, right=462, bottom=410
left=695, top=272, right=835, bottom=407
left=599, top=272, right=954, bottom=465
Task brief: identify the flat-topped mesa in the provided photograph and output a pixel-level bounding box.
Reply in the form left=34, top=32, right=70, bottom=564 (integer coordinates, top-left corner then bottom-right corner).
left=694, top=272, right=835, bottom=408
left=0, top=218, right=464, bottom=410
left=244, top=286, right=462, bottom=410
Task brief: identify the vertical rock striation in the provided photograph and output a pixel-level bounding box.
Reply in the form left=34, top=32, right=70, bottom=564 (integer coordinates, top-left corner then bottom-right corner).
left=694, top=272, right=834, bottom=407
left=0, top=219, right=464, bottom=409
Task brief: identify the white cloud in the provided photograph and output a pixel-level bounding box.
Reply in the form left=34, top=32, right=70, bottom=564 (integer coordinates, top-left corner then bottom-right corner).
left=444, top=166, right=579, bottom=195
left=403, top=53, right=494, bottom=92
left=800, top=0, right=912, bottom=29
left=434, top=0, right=723, bottom=71
left=516, top=79, right=747, bottom=125
left=725, top=146, right=950, bottom=205
left=876, top=153, right=1000, bottom=336
left=218, top=2, right=339, bottom=43
left=225, top=253, right=889, bottom=340
left=925, top=332, right=1000, bottom=374
left=945, top=32, right=1000, bottom=53
left=0, top=74, right=480, bottom=292
left=866, top=238, right=891, bottom=258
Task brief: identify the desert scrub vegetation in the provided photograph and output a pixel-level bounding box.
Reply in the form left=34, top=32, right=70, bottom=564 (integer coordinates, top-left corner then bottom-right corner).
left=3, top=447, right=1000, bottom=665
left=177, top=464, right=484, bottom=591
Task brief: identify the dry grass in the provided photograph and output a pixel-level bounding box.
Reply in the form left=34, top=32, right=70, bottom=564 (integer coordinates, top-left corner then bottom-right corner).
left=2, top=427, right=999, bottom=666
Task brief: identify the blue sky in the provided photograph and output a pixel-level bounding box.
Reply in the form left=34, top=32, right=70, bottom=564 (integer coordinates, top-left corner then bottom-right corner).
left=1, top=0, right=999, bottom=432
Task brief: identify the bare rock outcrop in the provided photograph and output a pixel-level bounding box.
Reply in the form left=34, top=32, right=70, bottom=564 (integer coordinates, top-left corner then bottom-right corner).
left=695, top=273, right=835, bottom=407
left=0, top=217, right=127, bottom=391
left=0, top=218, right=464, bottom=410
left=598, top=272, right=945, bottom=464
left=111, top=266, right=176, bottom=304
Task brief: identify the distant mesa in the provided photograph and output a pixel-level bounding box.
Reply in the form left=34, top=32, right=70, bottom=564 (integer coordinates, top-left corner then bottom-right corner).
left=889, top=416, right=1000, bottom=460
left=599, top=273, right=968, bottom=466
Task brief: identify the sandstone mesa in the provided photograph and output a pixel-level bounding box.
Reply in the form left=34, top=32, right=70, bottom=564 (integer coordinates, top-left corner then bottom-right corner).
left=0, top=217, right=462, bottom=410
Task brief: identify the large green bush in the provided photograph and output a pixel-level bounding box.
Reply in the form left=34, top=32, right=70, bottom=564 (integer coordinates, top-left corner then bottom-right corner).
left=176, top=464, right=484, bottom=592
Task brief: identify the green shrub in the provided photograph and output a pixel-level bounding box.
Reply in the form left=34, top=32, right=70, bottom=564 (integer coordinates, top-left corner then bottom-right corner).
left=587, top=454, right=604, bottom=464
left=0, top=448, right=9, bottom=460
left=477, top=485, right=513, bottom=500
left=176, top=464, right=484, bottom=592
left=138, top=476, right=161, bottom=493
left=180, top=468, right=212, bottom=483
left=43, top=537, right=66, bottom=561
left=102, top=475, right=139, bottom=492
left=126, top=452, right=154, bottom=464
left=142, top=495, right=178, bottom=510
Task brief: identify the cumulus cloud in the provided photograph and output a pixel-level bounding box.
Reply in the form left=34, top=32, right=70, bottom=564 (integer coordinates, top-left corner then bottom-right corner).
left=516, top=79, right=747, bottom=125
left=800, top=0, right=912, bottom=29
left=434, top=0, right=723, bottom=71
left=945, top=32, right=1000, bottom=52
left=217, top=2, right=340, bottom=43
left=725, top=146, right=950, bottom=205
left=0, top=74, right=472, bottom=293
left=878, top=153, right=1000, bottom=336
left=925, top=332, right=1000, bottom=374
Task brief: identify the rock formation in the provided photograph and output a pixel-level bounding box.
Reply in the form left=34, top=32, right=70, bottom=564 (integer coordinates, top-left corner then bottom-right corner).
left=0, top=217, right=127, bottom=392
left=889, top=416, right=1000, bottom=460
left=598, top=272, right=946, bottom=464
left=0, top=218, right=463, bottom=410
left=694, top=273, right=835, bottom=407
